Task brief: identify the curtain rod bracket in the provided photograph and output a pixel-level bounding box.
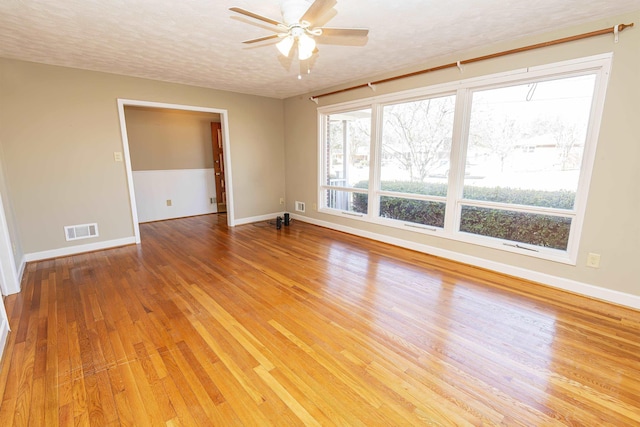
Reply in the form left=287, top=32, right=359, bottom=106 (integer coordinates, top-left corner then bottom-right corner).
left=309, top=97, right=319, bottom=104
left=614, top=24, right=619, bottom=43
left=367, top=82, right=376, bottom=91
left=456, top=61, right=463, bottom=72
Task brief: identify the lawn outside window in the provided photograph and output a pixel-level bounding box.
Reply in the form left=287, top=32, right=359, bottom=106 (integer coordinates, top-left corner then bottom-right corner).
left=318, top=54, right=612, bottom=264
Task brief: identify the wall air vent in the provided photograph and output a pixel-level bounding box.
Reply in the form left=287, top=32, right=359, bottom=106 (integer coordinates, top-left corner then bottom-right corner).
left=64, top=223, right=99, bottom=241
left=295, top=201, right=305, bottom=213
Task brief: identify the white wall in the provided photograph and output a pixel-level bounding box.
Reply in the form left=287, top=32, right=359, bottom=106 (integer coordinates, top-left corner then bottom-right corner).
left=133, top=169, right=217, bottom=223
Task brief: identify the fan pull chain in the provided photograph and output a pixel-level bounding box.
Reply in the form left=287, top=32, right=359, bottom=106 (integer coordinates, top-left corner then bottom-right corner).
left=297, top=63, right=311, bottom=80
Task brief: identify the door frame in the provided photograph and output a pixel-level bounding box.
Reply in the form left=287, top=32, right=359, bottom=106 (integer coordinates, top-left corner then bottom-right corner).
left=0, top=193, right=19, bottom=295
left=210, top=122, right=227, bottom=214
left=117, top=99, right=235, bottom=243
left=0, top=191, right=16, bottom=362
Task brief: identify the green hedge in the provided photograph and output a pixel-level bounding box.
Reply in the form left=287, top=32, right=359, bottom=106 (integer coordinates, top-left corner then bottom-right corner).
left=463, top=186, right=575, bottom=210
left=379, top=196, right=445, bottom=227
left=352, top=180, right=573, bottom=249
left=354, top=180, right=575, bottom=209
left=459, top=206, right=570, bottom=250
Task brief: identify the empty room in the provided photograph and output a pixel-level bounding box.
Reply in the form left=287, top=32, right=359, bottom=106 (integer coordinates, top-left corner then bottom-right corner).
left=0, top=0, right=639, bottom=425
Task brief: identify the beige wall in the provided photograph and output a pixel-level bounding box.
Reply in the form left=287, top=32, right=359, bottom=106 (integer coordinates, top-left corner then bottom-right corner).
left=0, top=59, right=285, bottom=255
left=284, top=11, right=640, bottom=297
left=125, top=106, right=219, bottom=171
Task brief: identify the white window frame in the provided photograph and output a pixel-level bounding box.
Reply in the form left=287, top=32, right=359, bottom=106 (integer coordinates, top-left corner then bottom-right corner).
left=318, top=54, right=612, bottom=265
left=318, top=105, right=374, bottom=219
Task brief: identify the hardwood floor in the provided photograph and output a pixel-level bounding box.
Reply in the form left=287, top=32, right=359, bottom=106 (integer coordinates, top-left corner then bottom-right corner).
left=0, top=214, right=639, bottom=426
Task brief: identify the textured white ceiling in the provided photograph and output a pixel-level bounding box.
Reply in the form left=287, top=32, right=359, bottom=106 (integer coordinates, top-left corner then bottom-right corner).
left=0, top=0, right=638, bottom=99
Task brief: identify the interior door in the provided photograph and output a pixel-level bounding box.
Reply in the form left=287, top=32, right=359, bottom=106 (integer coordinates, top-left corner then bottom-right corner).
left=211, top=122, right=227, bottom=213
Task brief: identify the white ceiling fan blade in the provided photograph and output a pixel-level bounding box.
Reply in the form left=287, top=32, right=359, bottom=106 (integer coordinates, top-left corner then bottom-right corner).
left=318, top=28, right=369, bottom=37
left=242, top=34, right=281, bottom=44
left=229, top=7, right=284, bottom=27
left=300, top=0, right=337, bottom=26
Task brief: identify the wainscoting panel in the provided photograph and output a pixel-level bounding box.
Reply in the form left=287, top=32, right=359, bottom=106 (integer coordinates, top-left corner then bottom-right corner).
left=133, top=169, right=217, bottom=222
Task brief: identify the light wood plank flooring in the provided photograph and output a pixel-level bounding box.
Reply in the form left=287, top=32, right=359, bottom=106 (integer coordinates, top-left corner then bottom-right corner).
left=0, top=214, right=639, bottom=426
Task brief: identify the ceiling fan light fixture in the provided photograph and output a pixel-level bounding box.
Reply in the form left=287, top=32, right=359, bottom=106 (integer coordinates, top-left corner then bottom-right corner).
left=276, top=36, right=294, bottom=56
left=230, top=0, right=369, bottom=65
left=297, top=33, right=316, bottom=60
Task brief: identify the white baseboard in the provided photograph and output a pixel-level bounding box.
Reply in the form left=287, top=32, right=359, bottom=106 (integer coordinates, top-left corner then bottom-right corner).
left=24, top=237, right=137, bottom=263
left=292, top=214, right=640, bottom=311
left=0, top=317, right=9, bottom=363
left=17, top=257, right=25, bottom=285
left=233, top=212, right=285, bottom=226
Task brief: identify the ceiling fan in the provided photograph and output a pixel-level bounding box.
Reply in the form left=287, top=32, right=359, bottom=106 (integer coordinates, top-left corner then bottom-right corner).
left=229, top=0, right=369, bottom=61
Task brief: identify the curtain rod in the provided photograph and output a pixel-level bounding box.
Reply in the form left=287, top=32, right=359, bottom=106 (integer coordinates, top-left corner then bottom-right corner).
left=309, top=23, right=634, bottom=102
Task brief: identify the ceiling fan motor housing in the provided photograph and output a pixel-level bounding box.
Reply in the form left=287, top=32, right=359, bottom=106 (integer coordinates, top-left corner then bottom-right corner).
left=290, top=25, right=306, bottom=37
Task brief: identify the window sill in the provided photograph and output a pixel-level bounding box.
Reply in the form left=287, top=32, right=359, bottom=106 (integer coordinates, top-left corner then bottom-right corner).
left=319, top=207, right=576, bottom=265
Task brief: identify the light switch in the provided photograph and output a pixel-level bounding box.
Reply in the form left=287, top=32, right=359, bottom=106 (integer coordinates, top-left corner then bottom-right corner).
left=114, top=152, right=123, bottom=162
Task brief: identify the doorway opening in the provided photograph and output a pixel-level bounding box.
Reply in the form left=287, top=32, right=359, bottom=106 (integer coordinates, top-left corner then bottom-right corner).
left=117, top=99, right=234, bottom=243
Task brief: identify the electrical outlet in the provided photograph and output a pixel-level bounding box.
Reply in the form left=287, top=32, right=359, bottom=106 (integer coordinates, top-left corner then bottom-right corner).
left=280, top=198, right=285, bottom=205
left=586, top=253, right=600, bottom=268
left=313, top=203, right=317, bottom=211
left=114, top=151, right=123, bottom=162
left=166, top=199, right=172, bottom=207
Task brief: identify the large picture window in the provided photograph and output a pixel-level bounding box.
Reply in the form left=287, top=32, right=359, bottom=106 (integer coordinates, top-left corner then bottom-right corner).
left=318, top=55, right=611, bottom=263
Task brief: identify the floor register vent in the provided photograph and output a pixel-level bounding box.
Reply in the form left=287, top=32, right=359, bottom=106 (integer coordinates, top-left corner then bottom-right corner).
left=64, top=223, right=99, bottom=241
